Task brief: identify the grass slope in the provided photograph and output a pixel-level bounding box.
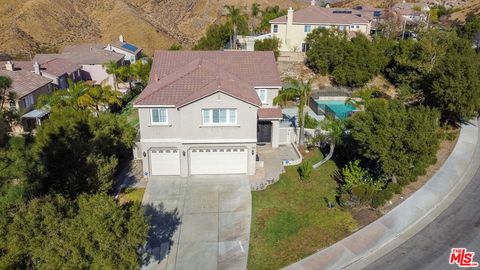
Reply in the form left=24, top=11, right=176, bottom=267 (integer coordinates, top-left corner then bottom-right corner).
left=248, top=149, right=358, bottom=270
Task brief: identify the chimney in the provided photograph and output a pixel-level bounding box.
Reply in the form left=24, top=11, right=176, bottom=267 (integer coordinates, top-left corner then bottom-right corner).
left=311, top=0, right=316, bottom=6
left=33, top=62, right=41, bottom=75
left=5, top=61, right=14, bottom=71
left=154, top=73, right=159, bottom=82
left=287, top=7, right=294, bottom=26
left=119, top=34, right=124, bottom=43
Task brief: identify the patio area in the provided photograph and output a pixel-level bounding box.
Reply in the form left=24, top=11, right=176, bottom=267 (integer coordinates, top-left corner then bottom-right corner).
left=250, top=144, right=302, bottom=190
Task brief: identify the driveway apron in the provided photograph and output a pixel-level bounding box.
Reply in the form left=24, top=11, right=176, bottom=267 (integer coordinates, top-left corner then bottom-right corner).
left=141, top=175, right=251, bottom=270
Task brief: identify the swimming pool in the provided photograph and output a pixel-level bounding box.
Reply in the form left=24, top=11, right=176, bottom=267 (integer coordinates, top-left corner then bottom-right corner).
left=314, top=100, right=356, bottom=119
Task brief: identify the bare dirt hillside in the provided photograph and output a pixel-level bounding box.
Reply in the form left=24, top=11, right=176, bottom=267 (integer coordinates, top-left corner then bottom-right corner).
left=0, top=0, right=306, bottom=57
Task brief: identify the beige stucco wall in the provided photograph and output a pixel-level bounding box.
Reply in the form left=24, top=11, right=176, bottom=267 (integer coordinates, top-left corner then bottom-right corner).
left=256, top=87, right=281, bottom=107
left=15, top=83, right=51, bottom=113
left=81, top=64, right=116, bottom=88
left=272, top=23, right=370, bottom=52
left=136, top=92, right=260, bottom=177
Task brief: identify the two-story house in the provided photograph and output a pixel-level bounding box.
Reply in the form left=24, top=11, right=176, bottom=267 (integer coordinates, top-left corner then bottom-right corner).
left=134, top=51, right=282, bottom=177
left=104, top=35, right=143, bottom=64
left=0, top=61, right=52, bottom=131
left=270, top=2, right=371, bottom=52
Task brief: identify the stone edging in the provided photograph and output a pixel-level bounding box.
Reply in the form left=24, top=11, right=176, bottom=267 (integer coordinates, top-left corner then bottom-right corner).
left=284, top=120, right=480, bottom=270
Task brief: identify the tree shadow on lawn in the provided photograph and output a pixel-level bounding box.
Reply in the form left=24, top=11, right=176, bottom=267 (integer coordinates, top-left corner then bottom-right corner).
left=141, top=203, right=181, bottom=266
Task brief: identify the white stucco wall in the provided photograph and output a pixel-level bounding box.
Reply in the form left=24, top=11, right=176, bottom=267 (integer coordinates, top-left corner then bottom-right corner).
left=272, top=22, right=370, bottom=52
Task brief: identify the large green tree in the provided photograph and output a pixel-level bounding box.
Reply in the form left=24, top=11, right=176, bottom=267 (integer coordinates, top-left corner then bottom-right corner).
left=0, top=194, right=148, bottom=270
left=194, top=24, right=232, bottom=50
left=32, top=109, right=135, bottom=199
left=424, top=39, right=480, bottom=123
left=348, top=99, right=440, bottom=185
left=254, top=37, right=281, bottom=59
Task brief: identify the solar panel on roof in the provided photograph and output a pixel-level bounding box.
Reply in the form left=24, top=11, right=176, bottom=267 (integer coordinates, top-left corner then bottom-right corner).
left=373, top=11, right=382, bottom=17
left=332, top=10, right=352, bottom=14
left=121, top=43, right=138, bottom=52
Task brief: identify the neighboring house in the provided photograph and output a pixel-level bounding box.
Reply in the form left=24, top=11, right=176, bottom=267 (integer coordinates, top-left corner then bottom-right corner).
left=104, top=35, right=143, bottom=63
left=9, top=59, right=82, bottom=89
left=270, top=1, right=371, bottom=52
left=32, top=46, right=124, bottom=89
left=0, top=62, right=52, bottom=131
left=133, top=51, right=282, bottom=177
left=393, top=2, right=430, bottom=24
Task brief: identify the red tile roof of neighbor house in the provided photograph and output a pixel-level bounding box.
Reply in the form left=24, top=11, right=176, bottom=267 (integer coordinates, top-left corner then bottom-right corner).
left=270, top=6, right=369, bottom=25
left=258, top=107, right=283, bottom=119
left=0, top=69, right=51, bottom=98
left=134, top=51, right=282, bottom=107
left=40, top=58, right=80, bottom=77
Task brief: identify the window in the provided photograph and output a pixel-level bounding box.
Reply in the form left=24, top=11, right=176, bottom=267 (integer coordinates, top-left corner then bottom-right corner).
left=304, top=25, right=312, bottom=33
left=273, top=24, right=278, bottom=33
left=339, top=25, right=345, bottom=31
left=151, top=108, right=168, bottom=124
left=202, top=109, right=237, bottom=125
left=302, top=43, right=310, bottom=52
left=23, top=95, right=34, bottom=108
left=256, top=89, right=267, bottom=104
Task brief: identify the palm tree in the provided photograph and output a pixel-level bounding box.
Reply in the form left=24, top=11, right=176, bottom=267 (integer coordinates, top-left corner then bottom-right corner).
left=345, top=87, right=380, bottom=110
left=312, top=117, right=345, bottom=169
left=104, top=60, right=120, bottom=90
left=251, top=3, right=261, bottom=33
left=273, top=77, right=313, bottom=146
left=224, top=5, right=244, bottom=49
left=81, top=85, right=123, bottom=113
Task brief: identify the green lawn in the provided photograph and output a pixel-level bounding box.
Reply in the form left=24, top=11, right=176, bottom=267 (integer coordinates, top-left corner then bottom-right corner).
left=118, top=188, right=145, bottom=205
left=247, top=149, right=359, bottom=270
left=120, top=101, right=139, bottom=129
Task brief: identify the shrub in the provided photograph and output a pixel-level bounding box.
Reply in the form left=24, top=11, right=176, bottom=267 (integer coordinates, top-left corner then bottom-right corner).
left=387, top=182, right=402, bottom=194
left=254, top=37, right=281, bottom=59
left=304, top=113, right=319, bottom=129
left=297, top=161, right=312, bottom=181
left=381, top=189, right=393, bottom=201
left=371, top=192, right=386, bottom=208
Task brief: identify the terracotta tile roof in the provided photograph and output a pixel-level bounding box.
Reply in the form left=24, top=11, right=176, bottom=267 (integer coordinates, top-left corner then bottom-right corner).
left=33, top=47, right=124, bottom=66
left=270, top=6, right=369, bottom=25
left=258, top=107, right=283, bottom=119
left=0, top=69, right=51, bottom=98
left=135, top=57, right=262, bottom=107
left=134, top=51, right=281, bottom=107
left=149, top=51, right=282, bottom=86
left=40, top=58, right=80, bottom=77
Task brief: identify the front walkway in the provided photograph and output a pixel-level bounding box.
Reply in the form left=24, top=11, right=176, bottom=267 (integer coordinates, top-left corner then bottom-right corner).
left=250, top=144, right=301, bottom=190
left=285, top=120, right=480, bottom=270
left=142, top=175, right=251, bottom=270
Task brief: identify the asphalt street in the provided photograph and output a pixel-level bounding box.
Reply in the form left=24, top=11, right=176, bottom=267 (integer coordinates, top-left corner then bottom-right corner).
left=364, top=165, right=480, bottom=270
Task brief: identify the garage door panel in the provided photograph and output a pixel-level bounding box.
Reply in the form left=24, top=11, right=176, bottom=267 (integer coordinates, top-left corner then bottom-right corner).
left=190, top=148, right=248, bottom=175
left=150, top=149, right=180, bottom=176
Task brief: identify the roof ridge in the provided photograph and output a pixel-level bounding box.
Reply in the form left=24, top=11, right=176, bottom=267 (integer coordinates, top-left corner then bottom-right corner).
left=134, top=57, right=204, bottom=104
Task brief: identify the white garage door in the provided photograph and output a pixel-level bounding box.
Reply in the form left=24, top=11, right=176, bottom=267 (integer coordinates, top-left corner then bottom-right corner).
left=150, top=149, right=180, bottom=176
left=190, top=148, right=248, bottom=175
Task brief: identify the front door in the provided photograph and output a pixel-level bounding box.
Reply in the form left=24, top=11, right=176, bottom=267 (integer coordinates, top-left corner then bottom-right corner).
left=257, top=121, right=272, bottom=144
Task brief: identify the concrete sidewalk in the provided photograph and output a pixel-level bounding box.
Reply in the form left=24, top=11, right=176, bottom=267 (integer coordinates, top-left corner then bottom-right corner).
left=284, top=120, right=480, bottom=270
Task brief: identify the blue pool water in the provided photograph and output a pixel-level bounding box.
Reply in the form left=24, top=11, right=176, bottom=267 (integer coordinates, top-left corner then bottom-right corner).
left=315, top=100, right=356, bottom=119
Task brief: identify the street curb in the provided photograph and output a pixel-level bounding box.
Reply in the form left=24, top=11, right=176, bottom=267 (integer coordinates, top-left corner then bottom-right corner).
left=284, top=120, right=480, bottom=270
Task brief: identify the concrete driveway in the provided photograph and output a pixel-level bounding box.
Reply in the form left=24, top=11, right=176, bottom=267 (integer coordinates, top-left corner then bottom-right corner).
left=141, top=175, right=251, bottom=270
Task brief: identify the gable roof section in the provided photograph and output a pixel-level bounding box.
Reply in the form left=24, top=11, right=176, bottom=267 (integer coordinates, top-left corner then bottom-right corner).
left=148, top=51, right=282, bottom=86
left=134, top=57, right=262, bottom=107
left=40, top=58, right=80, bottom=77
left=270, top=6, right=369, bottom=25
left=0, top=69, right=51, bottom=98
left=33, top=48, right=124, bottom=66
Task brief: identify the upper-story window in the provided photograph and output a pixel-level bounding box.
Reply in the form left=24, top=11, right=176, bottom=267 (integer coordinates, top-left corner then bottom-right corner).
left=151, top=108, right=168, bottom=125
left=273, top=24, right=279, bottom=33
left=256, top=89, right=267, bottom=104
left=202, top=109, right=237, bottom=125
left=9, top=100, right=16, bottom=111
left=23, top=94, right=34, bottom=108
left=304, top=25, right=312, bottom=33
left=339, top=25, right=345, bottom=31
